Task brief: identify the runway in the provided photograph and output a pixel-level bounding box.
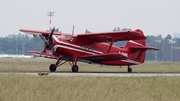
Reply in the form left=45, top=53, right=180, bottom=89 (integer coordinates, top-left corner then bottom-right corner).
left=47, top=72, right=180, bottom=77
left=1, top=72, right=180, bottom=77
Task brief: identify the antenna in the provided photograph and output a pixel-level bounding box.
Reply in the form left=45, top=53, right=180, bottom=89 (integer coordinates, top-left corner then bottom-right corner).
left=72, top=25, right=75, bottom=35
left=47, top=11, right=55, bottom=31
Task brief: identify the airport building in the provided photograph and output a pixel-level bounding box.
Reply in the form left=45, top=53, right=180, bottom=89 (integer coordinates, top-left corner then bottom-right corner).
left=162, top=40, right=180, bottom=61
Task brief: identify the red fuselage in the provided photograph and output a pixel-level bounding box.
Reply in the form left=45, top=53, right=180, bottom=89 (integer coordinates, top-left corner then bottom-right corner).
left=51, top=35, right=143, bottom=66
left=19, top=28, right=159, bottom=72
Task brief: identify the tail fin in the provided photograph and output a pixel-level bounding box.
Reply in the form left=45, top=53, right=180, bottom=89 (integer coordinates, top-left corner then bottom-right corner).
left=124, top=29, right=147, bottom=63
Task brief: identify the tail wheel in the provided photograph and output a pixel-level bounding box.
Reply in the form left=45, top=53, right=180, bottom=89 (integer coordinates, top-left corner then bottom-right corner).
left=128, top=67, right=132, bottom=73
left=72, top=65, right=79, bottom=72
left=49, top=64, right=56, bottom=72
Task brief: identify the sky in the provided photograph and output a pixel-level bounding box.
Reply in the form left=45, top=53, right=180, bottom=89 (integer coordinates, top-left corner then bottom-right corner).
left=0, top=0, right=180, bottom=37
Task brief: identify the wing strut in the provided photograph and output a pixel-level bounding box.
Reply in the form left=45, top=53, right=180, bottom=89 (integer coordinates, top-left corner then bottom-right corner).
left=107, top=38, right=115, bottom=53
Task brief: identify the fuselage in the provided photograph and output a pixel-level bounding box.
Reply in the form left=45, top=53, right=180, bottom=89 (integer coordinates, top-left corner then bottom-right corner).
left=19, top=28, right=158, bottom=73
left=51, top=34, right=142, bottom=66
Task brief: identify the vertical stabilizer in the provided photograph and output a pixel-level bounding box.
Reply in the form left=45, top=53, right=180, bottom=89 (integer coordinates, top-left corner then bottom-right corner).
left=124, top=29, right=146, bottom=63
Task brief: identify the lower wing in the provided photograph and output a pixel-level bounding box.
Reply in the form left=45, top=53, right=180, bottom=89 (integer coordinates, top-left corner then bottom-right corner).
left=29, top=50, right=58, bottom=59
left=79, top=53, right=127, bottom=63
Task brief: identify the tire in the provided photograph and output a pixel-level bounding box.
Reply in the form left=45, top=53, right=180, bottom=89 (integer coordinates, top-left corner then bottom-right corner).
left=72, top=65, right=79, bottom=72
left=128, top=67, right=132, bottom=73
left=49, top=64, right=56, bottom=72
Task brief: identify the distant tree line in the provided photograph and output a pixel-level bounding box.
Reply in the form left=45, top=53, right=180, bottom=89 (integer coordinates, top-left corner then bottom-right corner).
left=0, top=34, right=43, bottom=55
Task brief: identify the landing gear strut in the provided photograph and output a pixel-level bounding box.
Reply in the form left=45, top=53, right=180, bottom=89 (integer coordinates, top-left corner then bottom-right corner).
left=127, top=66, right=132, bottom=73
left=49, top=56, right=67, bottom=72
left=49, top=56, right=79, bottom=72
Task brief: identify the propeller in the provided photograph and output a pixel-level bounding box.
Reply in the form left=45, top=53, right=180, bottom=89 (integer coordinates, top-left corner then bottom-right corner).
left=39, top=35, right=46, bottom=42
left=46, top=27, right=55, bottom=49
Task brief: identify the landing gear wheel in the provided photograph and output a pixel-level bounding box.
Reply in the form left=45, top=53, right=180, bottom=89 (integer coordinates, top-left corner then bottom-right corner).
left=72, top=65, right=79, bottom=72
left=128, top=67, right=132, bottom=73
left=49, top=64, right=56, bottom=72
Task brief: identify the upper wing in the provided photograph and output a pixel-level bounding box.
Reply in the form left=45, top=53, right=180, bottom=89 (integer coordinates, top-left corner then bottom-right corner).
left=20, top=29, right=146, bottom=43
left=19, top=29, right=64, bottom=36
left=77, top=30, right=146, bottom=42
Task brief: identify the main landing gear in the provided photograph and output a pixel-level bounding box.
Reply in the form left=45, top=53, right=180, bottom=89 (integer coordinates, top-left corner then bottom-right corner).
left=71, top=65, right=79, bottom=72
left=127, top=65, right=132, bottom=73
left=49, top=56, right=79, bottom=72
left=49, top=64, right=56, bottom=72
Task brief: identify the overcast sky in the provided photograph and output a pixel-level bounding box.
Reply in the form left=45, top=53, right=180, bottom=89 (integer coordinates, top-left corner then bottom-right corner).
left=0, top=0, right=180, bottom=37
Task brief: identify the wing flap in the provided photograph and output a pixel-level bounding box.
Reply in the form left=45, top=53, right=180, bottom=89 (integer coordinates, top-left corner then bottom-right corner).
left=77, top=30, right=146, bottom=42
left=79, top=53, right=127, bottom=63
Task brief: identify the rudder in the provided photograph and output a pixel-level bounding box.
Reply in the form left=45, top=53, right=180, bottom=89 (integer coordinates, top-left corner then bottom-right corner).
left=124, top=29, right=146, bottom=63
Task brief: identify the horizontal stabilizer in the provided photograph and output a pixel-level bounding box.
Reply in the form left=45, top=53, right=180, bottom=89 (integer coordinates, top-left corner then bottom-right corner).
left=29, top=50, right=58, bottom=59
left=129, top=46, right=159, bottom=51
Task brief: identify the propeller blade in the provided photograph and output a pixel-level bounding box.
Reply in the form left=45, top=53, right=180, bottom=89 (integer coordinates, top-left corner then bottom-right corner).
left=49, top=27, right=55, bottom=39
left=39, top=35, right=46, bottom=42
left=49, top=27, right=55, bottom=45
left=45, top=27, right=55, bottom=49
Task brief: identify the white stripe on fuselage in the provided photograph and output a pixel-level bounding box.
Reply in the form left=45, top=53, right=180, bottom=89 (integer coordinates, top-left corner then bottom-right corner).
left=54, top=45, right=97, bottom=55
left=53, top=35, right=103, bottom=54
left=129, top=40, right=143, bottom=46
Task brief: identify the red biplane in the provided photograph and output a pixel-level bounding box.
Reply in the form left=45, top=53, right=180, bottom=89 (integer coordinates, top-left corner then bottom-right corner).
left=20, top=28, right=158, bottom=73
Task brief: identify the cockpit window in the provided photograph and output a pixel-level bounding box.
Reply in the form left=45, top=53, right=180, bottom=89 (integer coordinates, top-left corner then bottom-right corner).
left=64, top=35, right=72, bottom=40
left=63, top=35, right=75, bottom=42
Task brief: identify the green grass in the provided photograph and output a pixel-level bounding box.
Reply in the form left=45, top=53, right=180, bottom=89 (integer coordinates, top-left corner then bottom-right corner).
left=0, top=58, right=180, bottom=72
left=0, top=74, right=180, bottom=101
left=0, top=58, right=180, bottom=101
